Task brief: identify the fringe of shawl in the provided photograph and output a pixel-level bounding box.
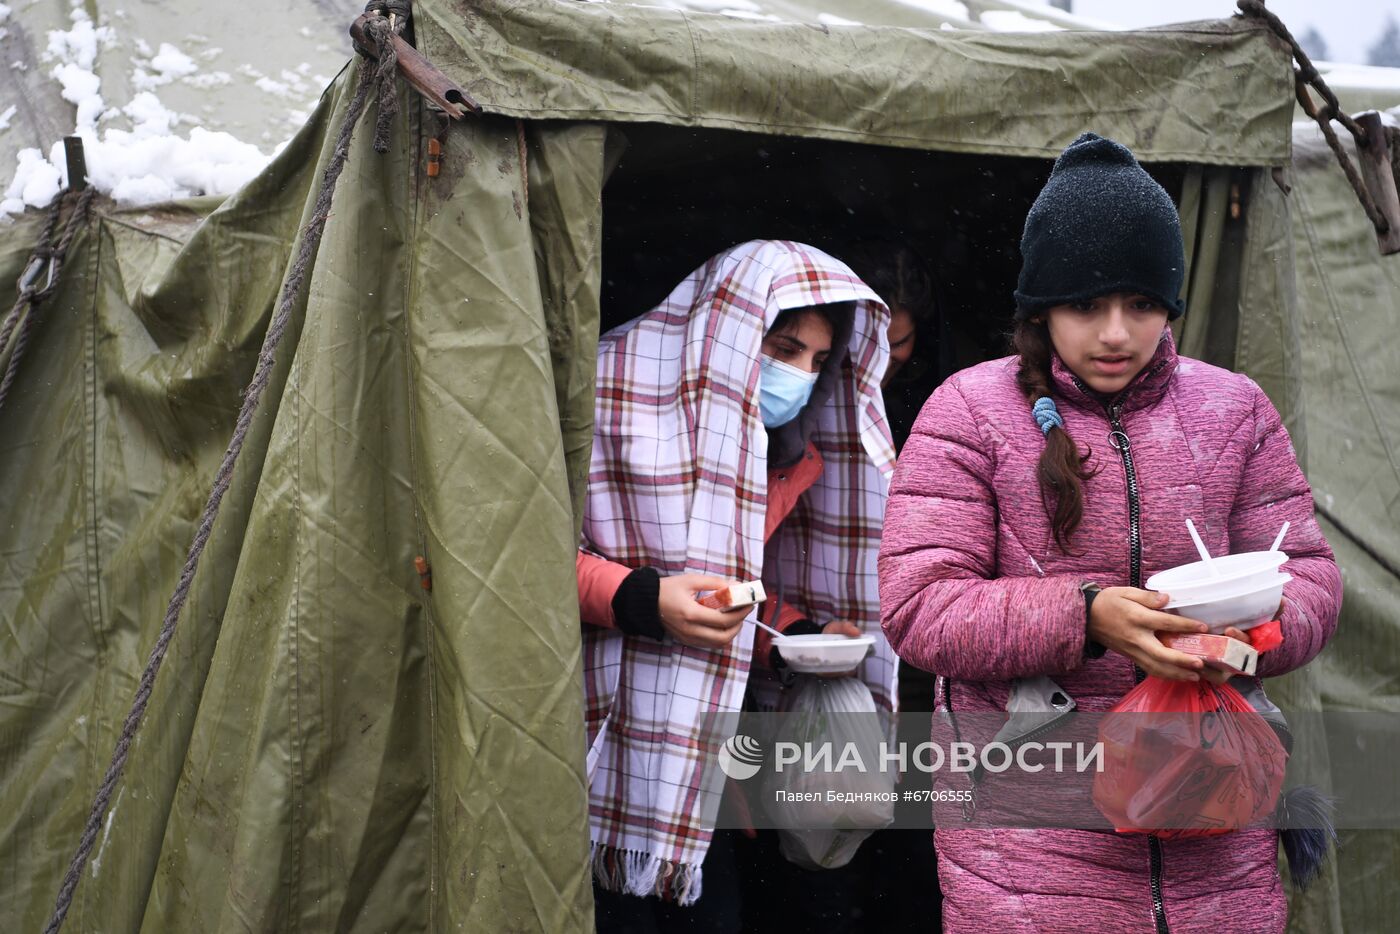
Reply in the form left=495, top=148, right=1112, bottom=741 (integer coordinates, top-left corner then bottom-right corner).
left=590, top=840, right=704, bottom=906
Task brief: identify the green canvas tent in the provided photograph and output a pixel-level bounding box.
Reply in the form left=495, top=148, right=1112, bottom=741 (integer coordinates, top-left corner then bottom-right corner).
left=1268, top=107, right=1400, bottom=933
left=0, top=1, right=1394, bottom=931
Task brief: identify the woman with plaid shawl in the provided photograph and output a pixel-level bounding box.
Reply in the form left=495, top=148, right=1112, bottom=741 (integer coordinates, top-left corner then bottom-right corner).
left=576, top=240, right=899, bottom=927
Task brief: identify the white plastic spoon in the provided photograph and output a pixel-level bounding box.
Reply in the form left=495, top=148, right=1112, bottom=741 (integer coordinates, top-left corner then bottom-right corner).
left=1270, top=521, right=1291, bottom=554
left=750, top=616, right=786, bottom=640
left=1185, top=518, right=1220, bottom=576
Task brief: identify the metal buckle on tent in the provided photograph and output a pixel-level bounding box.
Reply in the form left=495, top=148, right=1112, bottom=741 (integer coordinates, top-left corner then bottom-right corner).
left=18, top=256, right=55, bottom=297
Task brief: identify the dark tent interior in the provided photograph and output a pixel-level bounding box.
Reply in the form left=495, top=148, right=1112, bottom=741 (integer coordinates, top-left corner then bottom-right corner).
left=599, top=124, right=1187, bottom=445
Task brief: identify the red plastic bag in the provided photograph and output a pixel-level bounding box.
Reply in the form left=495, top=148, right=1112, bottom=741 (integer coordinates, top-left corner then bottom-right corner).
left=1247, top=619, right=1284, bottom=653
left=1092, top=678, right=1286, bottom=840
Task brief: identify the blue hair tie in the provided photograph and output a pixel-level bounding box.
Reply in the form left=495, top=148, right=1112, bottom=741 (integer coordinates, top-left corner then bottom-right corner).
left=1032, top=396, right=1064, bottom=436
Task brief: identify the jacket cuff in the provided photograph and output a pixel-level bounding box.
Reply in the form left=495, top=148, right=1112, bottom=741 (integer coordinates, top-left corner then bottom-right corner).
left=1081, top=583, right=1106, bottom=659
left=612, top=567, right=664, bottom=640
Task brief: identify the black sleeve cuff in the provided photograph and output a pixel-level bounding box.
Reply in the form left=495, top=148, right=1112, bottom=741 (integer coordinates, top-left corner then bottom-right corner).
left=1082, top=585, right=1106, bottom=659
left=612, top=567, right=664, bottom=641
left=769, top=617, right=822, bottom=671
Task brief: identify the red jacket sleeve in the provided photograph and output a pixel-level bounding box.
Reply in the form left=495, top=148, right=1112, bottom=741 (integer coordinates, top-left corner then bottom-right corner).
left=1228, top=383, right=1342, bottom=677
left=576, top=550, right=633, bottom=629
left=751, top=452, right=826, bottom=667
left=878, top=378, right=1089, bottom=681
left=752, top=599, right=814, bottom=668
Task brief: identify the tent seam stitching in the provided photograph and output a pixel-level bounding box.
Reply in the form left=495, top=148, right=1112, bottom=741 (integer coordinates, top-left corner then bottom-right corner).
left=85, top=221, right=106, bottom=652
left=402, top=93, right=440, bottom=929
left=678, top=11, right=700, bottom=118
left=80, top=208, right=104, bottom=929
left=289, top=271, right=306, bottom=929
left=436, top=110, right=1287, bottom=164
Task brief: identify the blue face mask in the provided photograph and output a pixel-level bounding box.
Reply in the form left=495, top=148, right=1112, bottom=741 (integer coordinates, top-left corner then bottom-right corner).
left=759, top=355, right=819, bottom=428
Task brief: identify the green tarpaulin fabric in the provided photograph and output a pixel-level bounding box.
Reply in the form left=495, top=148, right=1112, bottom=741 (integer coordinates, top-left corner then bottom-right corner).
left=1271, top=119, right=1400, bottom=934
left=0, top=67, right=597, bottom=930
left=421, top=2, right=1295, bottom=165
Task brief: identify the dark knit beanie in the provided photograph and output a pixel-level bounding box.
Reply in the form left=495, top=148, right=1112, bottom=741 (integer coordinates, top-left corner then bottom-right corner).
left=1014, top=132, right=1185, bottom=320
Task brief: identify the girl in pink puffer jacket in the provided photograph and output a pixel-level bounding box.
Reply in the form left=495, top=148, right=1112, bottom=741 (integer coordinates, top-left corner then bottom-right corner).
left=879, top=133, right=1342, bottom=933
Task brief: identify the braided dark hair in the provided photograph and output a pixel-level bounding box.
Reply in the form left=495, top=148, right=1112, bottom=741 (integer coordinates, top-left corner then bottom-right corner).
left=1012, top=318, right=1096, bottom=549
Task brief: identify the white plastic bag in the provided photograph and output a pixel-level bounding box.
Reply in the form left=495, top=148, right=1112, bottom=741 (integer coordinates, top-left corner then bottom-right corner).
left=768, top=676, right=894, bottom=869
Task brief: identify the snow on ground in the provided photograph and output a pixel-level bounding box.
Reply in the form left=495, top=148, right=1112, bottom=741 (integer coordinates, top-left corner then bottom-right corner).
left=132, top=43, right=199, bottom=91
left=0, top=3, right=325, bottom=219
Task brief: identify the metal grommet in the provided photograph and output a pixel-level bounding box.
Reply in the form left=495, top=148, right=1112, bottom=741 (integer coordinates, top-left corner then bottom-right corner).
left=18, top=256, right=47, bottom=294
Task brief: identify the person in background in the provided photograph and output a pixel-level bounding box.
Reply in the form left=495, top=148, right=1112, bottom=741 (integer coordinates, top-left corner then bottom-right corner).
left=741, top=240, right=947, bottom=934
left=768, top=240, right=944, bottom=934
left=844, top=241, right=943, bottom=445
left=879, top=133, right=1341, bottom=932
left=841, top=237, right=942, bottom=689
left=842, top=242, right=936, bottom=390
left=576, top=239, right=898, bottom=931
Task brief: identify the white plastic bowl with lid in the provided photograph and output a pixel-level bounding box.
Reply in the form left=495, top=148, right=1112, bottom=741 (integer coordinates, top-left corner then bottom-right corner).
left=1162, top=574, right=1291, bottom=632
left=774, top=634, right=875, bottom=675
left=1146, top=550, right=1288, bottom=604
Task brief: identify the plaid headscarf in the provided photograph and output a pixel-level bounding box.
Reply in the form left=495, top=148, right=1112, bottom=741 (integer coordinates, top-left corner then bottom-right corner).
left=581, top=240, right=898, bottom=904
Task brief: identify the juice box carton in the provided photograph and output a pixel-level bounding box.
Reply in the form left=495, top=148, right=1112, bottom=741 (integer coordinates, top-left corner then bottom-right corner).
left=1160, top=632, right=1258, bottom=676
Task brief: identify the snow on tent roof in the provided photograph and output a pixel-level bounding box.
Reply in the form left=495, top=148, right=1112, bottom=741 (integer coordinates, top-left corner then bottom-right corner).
left=644, top=0, right=1124, bottom=32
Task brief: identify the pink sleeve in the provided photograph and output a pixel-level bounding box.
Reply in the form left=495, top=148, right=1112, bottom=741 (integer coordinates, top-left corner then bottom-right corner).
left=577, top=550, right=633, bottom=628
left=1228, top=384, right=1342, bottom=677
left=878, top=379, right=1089, bottom=681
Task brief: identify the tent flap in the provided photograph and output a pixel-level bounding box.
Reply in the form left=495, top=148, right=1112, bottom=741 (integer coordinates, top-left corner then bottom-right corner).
left=420, top=1, right=1294, bottom=165
left=0, top=71, right=594, bottom=931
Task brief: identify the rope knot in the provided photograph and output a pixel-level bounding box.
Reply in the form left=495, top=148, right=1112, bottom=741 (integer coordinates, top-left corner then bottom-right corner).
left=363, top=0, right=411, bottom=18
left=350, top=7, right=405, bottom=153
